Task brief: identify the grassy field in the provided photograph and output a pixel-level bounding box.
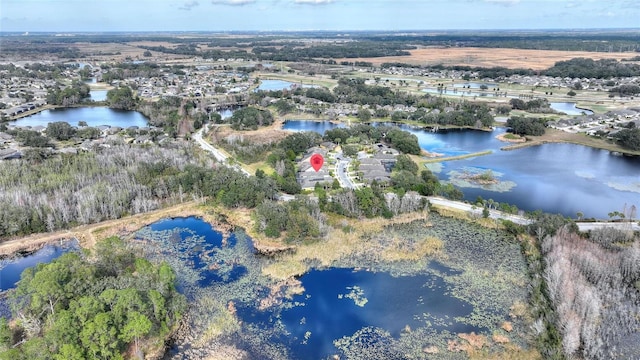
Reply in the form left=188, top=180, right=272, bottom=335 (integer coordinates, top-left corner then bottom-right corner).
left=337, top=47, right=639, bottom=69
left=502, top=128, right=640, bottom=155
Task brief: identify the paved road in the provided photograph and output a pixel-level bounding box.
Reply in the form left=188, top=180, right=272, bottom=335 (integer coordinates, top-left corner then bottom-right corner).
left=336, top=158, right=357, bottom=189
left=426, top=196, right=532, bottom=225
left=193, top=125, right=250, bottom=176
left=194, top=125, right=296, bottom=201
left=576, top=221, right=640, bottom=232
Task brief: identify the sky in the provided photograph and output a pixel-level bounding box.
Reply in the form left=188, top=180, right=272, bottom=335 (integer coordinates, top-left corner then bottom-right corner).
left=1, top=0, right=639, bottom=32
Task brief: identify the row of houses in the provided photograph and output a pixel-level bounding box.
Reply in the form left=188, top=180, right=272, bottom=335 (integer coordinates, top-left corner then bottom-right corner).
left=296, top=142, right=400, bottom=190
left=2, top=101, right=46, bottom=118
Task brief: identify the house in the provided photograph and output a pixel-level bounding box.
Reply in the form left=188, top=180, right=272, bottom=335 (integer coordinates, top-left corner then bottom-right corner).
left=297, top=152, right=333, bottom=190
left=357, top=157, right=392, bottom=184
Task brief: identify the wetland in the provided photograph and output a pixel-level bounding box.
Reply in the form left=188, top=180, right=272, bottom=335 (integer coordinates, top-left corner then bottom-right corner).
left=132, top=214, right=533, bottom=359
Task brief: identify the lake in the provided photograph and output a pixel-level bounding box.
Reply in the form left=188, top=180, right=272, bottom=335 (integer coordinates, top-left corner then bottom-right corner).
left=256, top=79, right=318, bottom=91
left=282, top=119, right=345, bottom=133
left=11, top=106, right=149, bottom=128
left=274, top=267, right=478, bottom=358
left=283, top=120, right=640, bottom=218
left=550, top=102, right=594, bottom=115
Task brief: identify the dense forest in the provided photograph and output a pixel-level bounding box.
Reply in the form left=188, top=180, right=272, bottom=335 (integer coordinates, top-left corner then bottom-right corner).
left=46, top=81, right=90, bottom=106
left=228, top=106, right=274, bottom=130
left=506, top=116, right=547, bottom=136
left=0, top=143, right=276, bottom=239
left=543, top=226, right=640, bottom=359
left=1, top=237, right=186, bottom=359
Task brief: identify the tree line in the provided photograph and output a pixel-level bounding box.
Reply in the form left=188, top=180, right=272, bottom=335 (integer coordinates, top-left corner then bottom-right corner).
left=1, top=236, right=186, bottom=359
left=0, top=142, right=276, bottom=239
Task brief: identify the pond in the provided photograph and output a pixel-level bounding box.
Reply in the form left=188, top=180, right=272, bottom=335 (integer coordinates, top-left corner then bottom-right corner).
left=0, top=240, right=79, bottom=291
left=0, top=240, right=79, bottom=318
left=282, top=119, right=345, bottom=134
left=262, top=267, right=478, bottom=359
left=134, top=216, right=518, bottom=359
left=453, top=82, right=498, bottom=89
left=89, top=89, right=107, bottom=102
left=422, top=88, right=509, bottom=98
left=550, top=102, right=594, bottom=115
left=282, top=120, right=640, bottom=218
left=256, top=79, right=317, bottom=91
left=11, top=106, right=149, bottom=128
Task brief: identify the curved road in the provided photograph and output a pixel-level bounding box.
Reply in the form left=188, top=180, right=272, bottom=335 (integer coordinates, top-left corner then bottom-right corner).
left=193, top=129, right=637, bottom=227
left=426, top=196, right=532, bottom=225
left=193, top=125, right=250, bottom=176
left=193, top=125, right=295, bottom=201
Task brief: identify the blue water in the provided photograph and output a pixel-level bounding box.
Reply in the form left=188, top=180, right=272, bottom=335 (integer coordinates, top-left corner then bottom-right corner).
left=256, top=79, right=317, bottom=91
left=239, top=267, right=478, bottom=359
left=0, top=240, right=79, bottom=291
left=282, top=120, right=640, bottom=218
left=142, top=217, right=244, bottom=286
left=282, top=120, right=345, bottom=134
left=89, top=90, right=107, bottom=102
left=392, top=123, right=506, bottom=156
left=12, top=107, right=149, bottom=128
left=140, top=217, right=483, bottom=359
left=453, top=82, right=498, bottom=89
left=550, top=102, right=594, bottom=115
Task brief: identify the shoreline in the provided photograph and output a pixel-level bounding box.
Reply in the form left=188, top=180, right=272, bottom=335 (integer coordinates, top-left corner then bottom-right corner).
left=501, top=137, right=640, bottom=156
left=5, top=102, right=111, bottom=122
left=0, top=201, right=226, bottom=257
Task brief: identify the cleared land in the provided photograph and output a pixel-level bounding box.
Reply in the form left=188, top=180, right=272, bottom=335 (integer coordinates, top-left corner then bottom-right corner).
left=338, top=47, right=639, bottom=70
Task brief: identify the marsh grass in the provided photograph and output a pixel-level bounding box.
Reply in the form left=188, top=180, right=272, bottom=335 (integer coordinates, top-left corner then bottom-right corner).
left=132, top=207, right=537, bottom=359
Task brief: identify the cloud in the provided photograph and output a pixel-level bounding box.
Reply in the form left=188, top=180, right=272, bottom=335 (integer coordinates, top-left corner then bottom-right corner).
left=293, top=0, right=335, bottom=4
left=211, top=0, right=255, bottom=5
left=179, top=1, right=200, bottom=10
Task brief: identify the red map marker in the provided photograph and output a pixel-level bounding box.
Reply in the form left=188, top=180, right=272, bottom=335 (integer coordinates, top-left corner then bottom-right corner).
left=310, top=153, right=324, bottom=172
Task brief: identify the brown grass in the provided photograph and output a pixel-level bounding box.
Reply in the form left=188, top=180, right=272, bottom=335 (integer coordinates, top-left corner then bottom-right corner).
left=336, top=47, right=638, bottom=70
left=209, top=118, right=290, bottom=147
left=0, top=201, right=226, bottom=256
left=502, top=128, right=640, bottom=156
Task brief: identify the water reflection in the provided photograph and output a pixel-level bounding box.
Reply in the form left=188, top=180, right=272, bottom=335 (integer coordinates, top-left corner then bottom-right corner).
left=11, top=107, right=149, bottom=128
left=282, top=120, right=640, bottom=218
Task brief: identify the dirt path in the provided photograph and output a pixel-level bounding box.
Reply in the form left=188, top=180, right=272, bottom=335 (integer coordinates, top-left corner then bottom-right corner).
left=0, top=201, right=205, bottom=257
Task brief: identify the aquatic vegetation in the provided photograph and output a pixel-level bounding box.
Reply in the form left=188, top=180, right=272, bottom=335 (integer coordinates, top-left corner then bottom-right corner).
left=425, top=162, right=444, bottom=173
left=606, top=180, right=640, bottom=194
left=135, top=214, right=535, bottom=359
left=341, top=285, right=368, bottom=307
left=447, top=167, right=516, bottom=192
left=574, top=170, right=596, bottom=179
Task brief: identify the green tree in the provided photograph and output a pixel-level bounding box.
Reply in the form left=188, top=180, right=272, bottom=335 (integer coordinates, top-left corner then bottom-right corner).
left=80, top=312, right=122, bottom=359
left=107, top=86, right=137, bottom=110
left=357, top=108, right=371, bottom=122
left=46, top=121, right=76, bottom=141
left=394, top=154, right=418, bottom=174
left=120, top=311, right=152, bottom=356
